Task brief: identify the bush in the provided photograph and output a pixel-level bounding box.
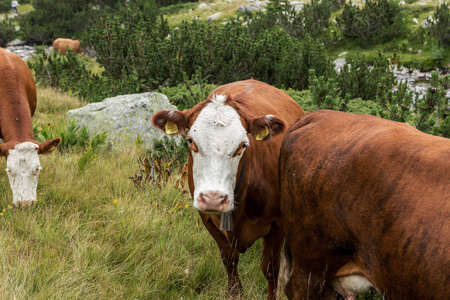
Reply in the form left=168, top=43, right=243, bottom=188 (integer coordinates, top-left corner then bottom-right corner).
left=336, top=0, right=407, bottom=46
left=0, top=18, right=15, bottom=47
left=428, top=2, right=450, bottom=47
left=336, top=51, right=398, bottom=101
left=20, top=0, right=97, bottom=43
left=0, top=0, right=9, bottom=14
left=86, top=9, right=335, bottom=91
left=155, top=0, right=198, bottom=7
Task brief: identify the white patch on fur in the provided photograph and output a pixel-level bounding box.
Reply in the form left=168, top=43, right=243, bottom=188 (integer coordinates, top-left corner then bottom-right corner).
left=190, top=94, right=249, bottom=212
left=5, top=142, right=41, bottom=205
left=331, top=275, right=374, bottom=299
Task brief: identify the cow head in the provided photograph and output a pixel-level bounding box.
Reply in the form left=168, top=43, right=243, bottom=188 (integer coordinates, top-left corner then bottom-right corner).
left=152, top=94, right=285, bottom=214
left=0, top=138, right=61, bottom=207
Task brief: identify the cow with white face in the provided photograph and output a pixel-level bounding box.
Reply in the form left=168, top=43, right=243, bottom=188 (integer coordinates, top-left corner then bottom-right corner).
left=0, top=46, right=61, bottom=207
left=188, top=94, right=249, bottom=213
left=152, top=79, right=305, bottom=299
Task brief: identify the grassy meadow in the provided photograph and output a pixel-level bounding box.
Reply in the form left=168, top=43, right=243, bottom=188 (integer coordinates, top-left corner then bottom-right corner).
left=0, top=87, right=267, bottom=299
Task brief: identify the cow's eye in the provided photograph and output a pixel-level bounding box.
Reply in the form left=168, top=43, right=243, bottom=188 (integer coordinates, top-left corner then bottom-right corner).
left=35, top=167, right=42, bottom=175
left=186, top=138, right=193, bottom=144
left=5, top=168, right=16, bottom=177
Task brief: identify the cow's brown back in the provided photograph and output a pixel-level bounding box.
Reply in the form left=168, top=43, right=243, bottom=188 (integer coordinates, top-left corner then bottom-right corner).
left=280, top=110, right=450, bottom=299
left=52, top=38, right=81, bottom=55
left=0, top=47, right=36, bottom=142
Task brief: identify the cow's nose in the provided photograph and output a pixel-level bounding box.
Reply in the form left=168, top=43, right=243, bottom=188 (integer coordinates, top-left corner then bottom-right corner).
left=197, top=191, right=229, bottom=213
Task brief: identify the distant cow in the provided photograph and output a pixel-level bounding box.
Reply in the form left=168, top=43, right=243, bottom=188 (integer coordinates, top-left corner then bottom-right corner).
left=0, top=47, right=61, bottom=207
left=52, top=38, right=81, bottom=55
left=152, top=79, right=305, bottom=299
left=279, top=110, right=450, bottom=299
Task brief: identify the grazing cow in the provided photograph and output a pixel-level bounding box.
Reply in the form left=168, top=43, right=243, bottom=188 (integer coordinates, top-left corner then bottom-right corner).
left=0, top=47, right=61, bottom=207
left=52, top=38, right=82, bottom=55
left=152, top=79, right=305, bottom=299
left=278, top=110, right=450, bottom=299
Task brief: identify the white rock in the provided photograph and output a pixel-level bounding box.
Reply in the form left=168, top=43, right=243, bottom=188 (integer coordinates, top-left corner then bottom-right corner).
left=207, top=12, right=222, bottom=22
left=66, top=93, right=179, bottom=149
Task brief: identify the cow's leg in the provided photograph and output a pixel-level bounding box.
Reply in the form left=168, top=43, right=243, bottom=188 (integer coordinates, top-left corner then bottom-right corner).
left=200, top=214, right=243, bottom=298
left=261, top=222, right=284, bottom=300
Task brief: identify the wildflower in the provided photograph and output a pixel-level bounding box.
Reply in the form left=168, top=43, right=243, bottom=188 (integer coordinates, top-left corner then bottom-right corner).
left=8, top=205, right=12, bottom=209
left=0, top=213, right=3, bottom=216
left=113, top=199, right=118, bottom=204
left=185, top=204, right=189, bottom=208
left=34, top=198, right=37, bottom=202
left=153, top=201, right=157, bottom=205
left=2, top=209, right=5, bottom=212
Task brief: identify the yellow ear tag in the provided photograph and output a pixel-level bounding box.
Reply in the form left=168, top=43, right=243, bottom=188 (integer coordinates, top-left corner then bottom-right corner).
left=256, top=126, right=269, bottom=140
left=165, top=121, right=178, bottom=134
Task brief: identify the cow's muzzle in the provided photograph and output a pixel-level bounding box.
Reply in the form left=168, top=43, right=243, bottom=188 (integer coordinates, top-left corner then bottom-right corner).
left=197, top=191, right=230, bottom=213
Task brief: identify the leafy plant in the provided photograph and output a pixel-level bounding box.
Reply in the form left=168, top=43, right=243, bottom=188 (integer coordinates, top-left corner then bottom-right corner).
left=336, top=0, right=407, bottom=47
left=337, top=51, right=398, bottom=101
left=0, top=18, right=15, bottom=47
left=428, top=2, right=450, bottom=47
left=414, top=71, right=450, bottom=137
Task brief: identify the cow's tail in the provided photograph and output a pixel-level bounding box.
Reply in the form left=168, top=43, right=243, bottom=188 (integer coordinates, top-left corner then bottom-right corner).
left=276, top=245, right=293, bottom=299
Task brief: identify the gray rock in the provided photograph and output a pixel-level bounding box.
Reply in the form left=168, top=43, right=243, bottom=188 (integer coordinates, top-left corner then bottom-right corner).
left=421, top=17, right=432, bottom=28
left=238, top=3, right=261, bottom=12
left=198, top=3, right=208, bottom=9
left=6, top=39, right=25, bottom=47
left=207, top=12, right=222, bottom=22
left=66, top=92, right=179, bottom=150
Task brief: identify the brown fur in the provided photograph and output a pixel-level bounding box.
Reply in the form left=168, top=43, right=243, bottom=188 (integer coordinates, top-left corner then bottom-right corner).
left=279, top=110, right=450, bottom=299
left=0, top=47, right=61, bottom=157
left=152, top=79, right=305, bottom=299
left=52, top=38, right=81, bottom=55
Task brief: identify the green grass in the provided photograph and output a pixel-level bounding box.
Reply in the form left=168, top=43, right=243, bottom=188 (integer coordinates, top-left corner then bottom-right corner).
left=0, top=87, right=267, bottom=299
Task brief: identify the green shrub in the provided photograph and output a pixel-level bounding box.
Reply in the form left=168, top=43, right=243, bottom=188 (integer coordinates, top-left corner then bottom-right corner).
left=86, top=9, right=335, bottom=91
left=428, top=2, right=450, bottom=47
left=155, top=0, right=198, bottom=7
left=336, top=51, right=398, bottom=101
left=0, top=18, right=15, bottom=47
left=0, top=0, right=9, bottom=14
left=336, top=0, right=407, bottom=47
left=157, top=73, right=217, bottom=110
left=414, top=71, right=450, bottom=137
left=20, top=0, right=98, bottom=43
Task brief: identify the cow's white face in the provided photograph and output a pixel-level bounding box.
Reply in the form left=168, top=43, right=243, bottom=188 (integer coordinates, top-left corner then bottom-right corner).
left=188, top=95, right=249, bottom=213
left=5, top=142, right=42, bottom=206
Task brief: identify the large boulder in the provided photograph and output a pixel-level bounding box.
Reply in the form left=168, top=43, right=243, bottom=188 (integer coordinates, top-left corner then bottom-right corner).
left=66, top=92, right=178, bottom=149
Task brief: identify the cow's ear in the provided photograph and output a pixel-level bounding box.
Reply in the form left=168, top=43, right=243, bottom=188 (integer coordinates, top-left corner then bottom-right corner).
left=38, top=138, right=62, bottom=155
left=249, top=115, right=285, bottom=141
left=152, top=110, right=189, bottom=135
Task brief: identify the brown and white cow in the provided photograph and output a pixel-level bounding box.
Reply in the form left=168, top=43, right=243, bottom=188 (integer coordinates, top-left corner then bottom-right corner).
left=52, top=38, right=82, bottom=55
left=278, top=110, right=450, bottom=299
left=0, top=47, right=61, bottom=207
left=152, top=79, right=305, bottom=299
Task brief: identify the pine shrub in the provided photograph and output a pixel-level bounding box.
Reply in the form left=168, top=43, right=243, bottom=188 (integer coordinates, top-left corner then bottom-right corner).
left=336, top=0, right=407, bottom=46
left=0, top=19, right=15, bottom=47
left=428, top=2, right=450, bottom=47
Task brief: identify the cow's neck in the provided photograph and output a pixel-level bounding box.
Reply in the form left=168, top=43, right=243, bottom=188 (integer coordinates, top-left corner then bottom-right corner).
left=0, top=97, right=34, bottom=143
